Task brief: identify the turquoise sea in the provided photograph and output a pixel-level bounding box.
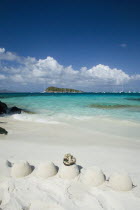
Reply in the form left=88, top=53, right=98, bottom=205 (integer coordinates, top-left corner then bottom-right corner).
left=0, top=93, right=140, bottom=123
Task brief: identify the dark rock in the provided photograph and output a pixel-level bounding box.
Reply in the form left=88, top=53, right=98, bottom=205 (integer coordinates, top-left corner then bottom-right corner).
left=0, top=101, right=32, bottom=115
left=9, top=106, right=22, bottom=114
left=0, top=101, right=22, bottom=115
left=0, top=101, right=8, bottom=114
left=0, top=127, right=8, bottom=135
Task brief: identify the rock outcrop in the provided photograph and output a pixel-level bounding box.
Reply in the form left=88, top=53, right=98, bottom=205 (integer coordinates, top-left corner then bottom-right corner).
left=9, top=106, right=22, bottom=114
left=0, top=101, right=22, bottom=115
left=0, top=127, right=8, bottom=135
left=0, top=101, right=8, bottom=114
left=0, top=101, right=23, bottom=135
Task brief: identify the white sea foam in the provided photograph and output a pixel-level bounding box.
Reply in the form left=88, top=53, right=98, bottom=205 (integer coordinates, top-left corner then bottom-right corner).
left=12, top=113, right=61, bottom=124
left=10, top=112, right=140, bottom=140
left=11, top=112, right=92, bottom=125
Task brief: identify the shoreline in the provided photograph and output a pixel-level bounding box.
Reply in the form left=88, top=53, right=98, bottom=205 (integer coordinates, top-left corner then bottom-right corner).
left=0, top=114, right=140, bottom=172
left=1, top=114, right=140, bottom=144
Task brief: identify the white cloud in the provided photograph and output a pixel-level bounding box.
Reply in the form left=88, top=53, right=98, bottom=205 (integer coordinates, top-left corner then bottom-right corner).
left=130, top=74, right=140, bottom=80
left=0, top=74, right=6, bottom=80
left=0, top=48, right=19, bottom=61
left=0, top=48, right=5, bottom=53
left=0, top=48, right=139, bottom=91
left=80, top=64, right=130, bottom=85
left=0, top=48, right=36, bottom=63
left=10, top=74, right=24, bottom=83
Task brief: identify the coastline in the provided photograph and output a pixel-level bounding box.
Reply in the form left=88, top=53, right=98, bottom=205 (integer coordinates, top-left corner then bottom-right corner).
left=1, top=115, right=140, bottom=146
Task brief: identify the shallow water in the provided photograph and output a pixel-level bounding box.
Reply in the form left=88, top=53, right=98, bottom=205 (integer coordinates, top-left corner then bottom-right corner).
left=0, top=92, right=140, bottom=123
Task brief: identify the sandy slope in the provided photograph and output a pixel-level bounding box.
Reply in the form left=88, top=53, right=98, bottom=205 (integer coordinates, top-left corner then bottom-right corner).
left=0, top=116, right=140, bottom=210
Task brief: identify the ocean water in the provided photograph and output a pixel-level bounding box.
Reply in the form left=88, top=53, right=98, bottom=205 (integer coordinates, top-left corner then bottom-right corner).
left=0, top=93, right=140, bottom=123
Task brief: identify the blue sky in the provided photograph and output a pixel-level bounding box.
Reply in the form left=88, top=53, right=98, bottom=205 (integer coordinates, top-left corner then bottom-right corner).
left=0, top=0, right=140, bottom=92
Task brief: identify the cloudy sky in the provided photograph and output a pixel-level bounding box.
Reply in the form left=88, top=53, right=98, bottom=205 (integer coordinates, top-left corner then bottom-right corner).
left=0, top=0, right=140, bottom=92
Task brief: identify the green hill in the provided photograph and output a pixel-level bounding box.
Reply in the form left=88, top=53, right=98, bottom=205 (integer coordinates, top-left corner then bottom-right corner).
left=45, top=86, right=83, bottom=93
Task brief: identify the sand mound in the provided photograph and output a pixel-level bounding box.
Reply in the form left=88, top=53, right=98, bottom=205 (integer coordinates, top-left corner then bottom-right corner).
left=59, top=164, right=79, bottom=179
left=109, top=172, right=133, bottom=191
left=11, top=161, right=32, bottom=178
left=36, top=161, right=57, bottom=178
left=81, top=166, right=105, bottom=186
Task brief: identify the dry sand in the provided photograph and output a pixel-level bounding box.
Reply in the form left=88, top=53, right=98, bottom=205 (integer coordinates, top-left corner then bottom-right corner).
left=0, top=116, right=140, bottom=210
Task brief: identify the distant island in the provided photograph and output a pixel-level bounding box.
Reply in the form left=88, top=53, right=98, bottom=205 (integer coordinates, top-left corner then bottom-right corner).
left=45, top=86, right=83, bottom=93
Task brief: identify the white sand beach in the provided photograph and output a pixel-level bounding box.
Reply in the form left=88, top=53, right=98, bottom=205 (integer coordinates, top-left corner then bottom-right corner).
left=0, top=0, right=140, bottom=208
left=0, top=116, right=140, bottom=210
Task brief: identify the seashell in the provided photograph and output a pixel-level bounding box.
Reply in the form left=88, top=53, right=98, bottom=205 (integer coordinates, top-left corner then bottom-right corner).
left=60, top=164, right=79, bottom=179
left=109, top=172, right=133, bottom=191
left=63, top=153, right=76, bottom=166
left=11, top=161, right=32, bottom=178
left=81, top=166, right=105, bottom=186
left=36, top=161, right=57, bottom=179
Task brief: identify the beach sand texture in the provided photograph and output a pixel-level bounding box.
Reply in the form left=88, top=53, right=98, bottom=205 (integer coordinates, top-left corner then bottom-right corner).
left=0, top=116, right=140, bottom=210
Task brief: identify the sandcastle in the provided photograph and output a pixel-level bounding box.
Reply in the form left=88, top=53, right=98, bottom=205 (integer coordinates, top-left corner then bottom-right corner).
left=109, top=172, right=133, bottom=191
left=60, top=153, right=79, bottom=179
left=36, top=161, right=57, bottom=179
left=11, top=161, right=32, bottom=178
left=81, top=166, right=105, bottom=186
left=10, top=154, right=134, bottom=192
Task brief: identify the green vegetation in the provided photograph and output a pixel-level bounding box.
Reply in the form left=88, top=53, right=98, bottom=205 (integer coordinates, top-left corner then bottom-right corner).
left=45, top=86, right=83, bottom=93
